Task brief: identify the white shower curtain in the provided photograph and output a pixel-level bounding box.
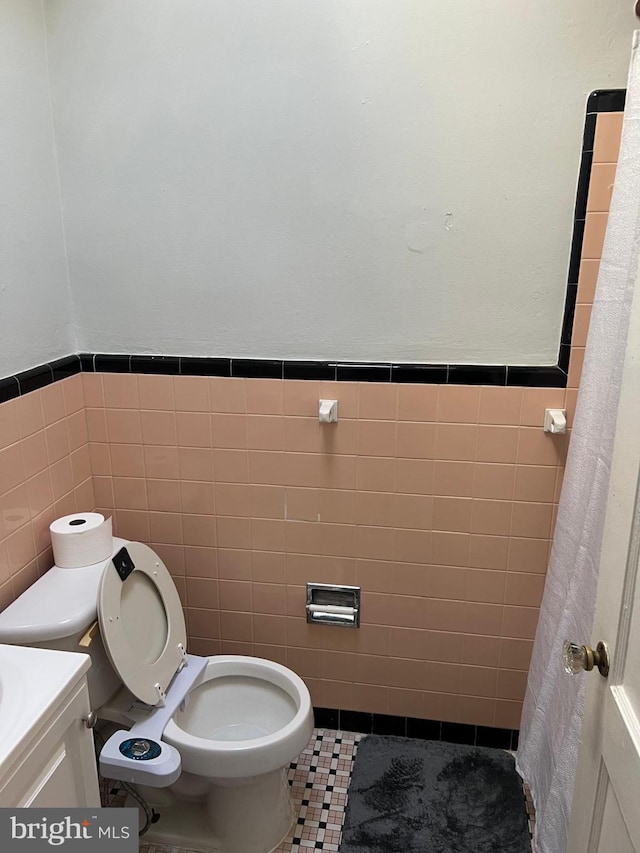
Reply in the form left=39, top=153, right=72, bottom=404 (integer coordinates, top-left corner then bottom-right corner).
left=516, top=34, right=640, bottom=853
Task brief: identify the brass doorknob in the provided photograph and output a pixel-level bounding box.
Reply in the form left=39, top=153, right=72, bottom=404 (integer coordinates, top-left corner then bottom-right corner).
left=562, top=640, right=610, bottom=678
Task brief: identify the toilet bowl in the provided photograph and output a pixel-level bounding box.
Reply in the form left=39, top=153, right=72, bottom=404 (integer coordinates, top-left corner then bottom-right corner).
left=165, top=655, right=312, bottom=779
left=161, top=656, right=313, bottom=851
left=0, top=535, right=314, bottom=853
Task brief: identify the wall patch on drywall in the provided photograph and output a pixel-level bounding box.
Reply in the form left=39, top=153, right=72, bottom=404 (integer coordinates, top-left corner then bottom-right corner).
left=405, top=220, right=430, bottom=253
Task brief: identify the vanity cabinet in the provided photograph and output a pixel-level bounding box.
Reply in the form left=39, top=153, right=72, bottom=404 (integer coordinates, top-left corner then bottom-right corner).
left=0, top=646, right=100, bottom=808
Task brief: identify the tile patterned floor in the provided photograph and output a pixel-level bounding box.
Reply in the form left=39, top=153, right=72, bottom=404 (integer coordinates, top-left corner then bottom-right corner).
left=100, top=728, right=361, bottom=853
left=99, top=728, right=533, bottom=853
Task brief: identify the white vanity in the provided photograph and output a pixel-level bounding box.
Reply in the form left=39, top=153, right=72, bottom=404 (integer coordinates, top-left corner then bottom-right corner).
left=0, top=644, right=100, bottom=807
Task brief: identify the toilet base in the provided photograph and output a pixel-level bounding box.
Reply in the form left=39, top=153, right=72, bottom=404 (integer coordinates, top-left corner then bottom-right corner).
left=138, top=768, right=294, bottom=853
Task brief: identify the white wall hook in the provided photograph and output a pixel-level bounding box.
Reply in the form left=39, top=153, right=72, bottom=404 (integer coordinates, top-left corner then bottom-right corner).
left=319, top=399, right=338, bottom=423
left=544, top=408, right=567, bottom=434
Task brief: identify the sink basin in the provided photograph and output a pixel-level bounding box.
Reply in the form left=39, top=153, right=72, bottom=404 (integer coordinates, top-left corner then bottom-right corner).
left=0, top=644, right=91, bottom=775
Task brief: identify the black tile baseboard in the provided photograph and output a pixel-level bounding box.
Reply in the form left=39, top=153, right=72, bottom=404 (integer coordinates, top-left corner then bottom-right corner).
left=313, top=707, right=520, bottom=751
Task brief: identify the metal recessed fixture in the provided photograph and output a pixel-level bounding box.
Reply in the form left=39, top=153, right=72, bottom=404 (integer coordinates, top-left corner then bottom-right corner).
left=306, top=583, right=360, bottom=628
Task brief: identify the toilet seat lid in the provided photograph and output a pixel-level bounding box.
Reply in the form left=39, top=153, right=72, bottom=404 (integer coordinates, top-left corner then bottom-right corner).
left=98, top=542, right=187, bottom=706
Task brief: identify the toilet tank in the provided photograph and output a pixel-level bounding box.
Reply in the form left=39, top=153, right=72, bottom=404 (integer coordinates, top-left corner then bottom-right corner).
left=0, top=538, right=128, bottom=709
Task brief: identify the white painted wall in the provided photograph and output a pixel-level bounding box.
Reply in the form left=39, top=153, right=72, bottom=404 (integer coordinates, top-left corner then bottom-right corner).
left=45, top=1, right=635, bottom=365
left=0, top=0, right=75, bottom=378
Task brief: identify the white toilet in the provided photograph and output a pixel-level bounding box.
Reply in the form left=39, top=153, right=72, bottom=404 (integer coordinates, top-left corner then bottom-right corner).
left=0, top=537, right=314, bottom=853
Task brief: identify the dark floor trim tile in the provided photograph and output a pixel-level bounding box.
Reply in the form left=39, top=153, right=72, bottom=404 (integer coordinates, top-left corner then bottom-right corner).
left=339, top=710, right=373, bottom=734
left=50, top=355, right=81, bottom=381
left=440, top=722, right=476, bottom=745
left=511, top=730, right=520, bottom=751
left=0, top=376, right=20, bottom=403
left=180, top=357, right=231, bottom=377
left=94, top=354, right=131, bottom=373
left=372, top=713, right=407, bottom=736
left=131, top=355, right=180, bottom=375
left=232, top=359, right=283, bottom=379
left=17, top=363, right=53, bottom=394
left=313, top=707, right=340, bottom=729
left=406, top=717, right=442, bottom=741
left=313, top=707, right=519, bottom=747
left=476, top=725, right=512, bottom=749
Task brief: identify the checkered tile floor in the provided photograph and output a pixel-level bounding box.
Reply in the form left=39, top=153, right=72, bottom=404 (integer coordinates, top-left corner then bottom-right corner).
left=272, top=729, right=361, bottom=852
left=102, top=728, right=361, bottom=853
left=100, top=727, right=533, bottom=853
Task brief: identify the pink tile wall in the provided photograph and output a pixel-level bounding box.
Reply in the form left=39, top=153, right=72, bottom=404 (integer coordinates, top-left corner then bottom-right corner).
left=0, top=374, right=94, bottom=607
left=85, top=373, right=567, bottom=729
left=0, top=111, right=621, bottom=729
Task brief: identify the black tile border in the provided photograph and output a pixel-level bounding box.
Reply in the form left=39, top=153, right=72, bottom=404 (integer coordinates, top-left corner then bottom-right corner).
left=557, top=87, right=626, bottom=371
left=0, top=352, right=573, bottom=393
left=79, top=353, right=95, bottom=372
left=17, top=363, right=54, bottom=395
left=587, top=89, right=626, bottom=114
left=448, top=365, right=507, bottom=386
left=0, top=376, right=20, bottom=404
left=94, top=354, right=130, bottom=373
left=181, top=357, right=231, bottom=377
left=232, top=358, right=283, bottom=379
left=284, top=361, right=336, bottom=381
left=0, top=89, right=623, bottom=401
left=582, top=112, right=597, bottom=152
left=391, top=364, right=448, bottom=384
left=51, top=354, right=81, bottom=382
left=314, top=707, right=520, bottom=751
left=336, top=363, right=391, bottom=383
left=130, top=355, right=180, bottom=375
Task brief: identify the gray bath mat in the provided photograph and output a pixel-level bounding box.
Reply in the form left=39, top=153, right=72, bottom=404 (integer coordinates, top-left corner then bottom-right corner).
left=340, top=734, right=530, bottom=853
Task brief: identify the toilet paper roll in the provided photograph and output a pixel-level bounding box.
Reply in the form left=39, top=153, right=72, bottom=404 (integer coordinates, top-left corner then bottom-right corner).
left=50, top=512, right=113, bottom=569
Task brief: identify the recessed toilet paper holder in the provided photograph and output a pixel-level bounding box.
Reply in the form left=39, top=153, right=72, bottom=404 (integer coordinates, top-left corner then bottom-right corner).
left=306, top=583, right=360, bottom=628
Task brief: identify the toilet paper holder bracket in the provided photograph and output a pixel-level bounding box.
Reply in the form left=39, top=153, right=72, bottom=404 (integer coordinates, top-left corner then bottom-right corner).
left=306, top=583, right=360, bottom=628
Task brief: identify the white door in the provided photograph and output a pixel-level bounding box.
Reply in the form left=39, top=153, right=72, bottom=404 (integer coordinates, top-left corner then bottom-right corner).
left=566, top=251, right=640, bottom=851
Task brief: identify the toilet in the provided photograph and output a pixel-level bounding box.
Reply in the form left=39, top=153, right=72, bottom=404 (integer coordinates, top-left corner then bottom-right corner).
left=0, top=537, right=314, bottom=853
